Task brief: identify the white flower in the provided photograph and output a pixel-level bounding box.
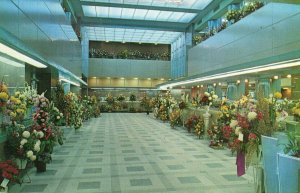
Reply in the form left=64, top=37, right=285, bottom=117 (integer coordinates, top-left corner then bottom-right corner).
left=211, top=91, right=215, bottom=95
left=230, top=120, right=238, bottom=128
left=34, top=144, right=40, bottom=152
left=209, top=102, right=212, bottom=106
left=22, top=131, right=30, bottom=138
left=247, top=111, right=257, bottom=121
left=56, top=116, right=60, bottom=120
left=20, top=145, right=23, bottom=149
left=20, top=139, right=28, bottom=145
left=60, top=113, right=63, bottom=117
left=213, top=95, right=218, bottom=99
left=26, top=150, right=33, bottom=158
left=208, top=97, right=212, bottom=101
left=204, top=92, right=209, bottom=96
left=235, top=127, right=242, bottom=135
left=38, top=131, right=44, bottom=138
left=269, top=94, right=273, bottom=98
left=30, top=155, right=36, bottom=161
left=36, top=139, right=41, bottom=145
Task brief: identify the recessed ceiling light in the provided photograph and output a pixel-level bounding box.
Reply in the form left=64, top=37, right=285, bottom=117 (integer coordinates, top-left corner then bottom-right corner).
left=134, top=77, right=138, bottom=80
left=147, top=78, right=151, bottom=80
left=245, top=79, right=249, bottom=83
left=218, top=82, right=222, bottom=86
left=197, top=85, right=200, bottom=88
left=274, top=75, right=279, bottom=79
left=201, top=85, right=203, bottom=88
left=120, top=77, right=125, bottom=79
left=161, top=78, right=164, bottom=80
left=287, top=74, right=292, bottom=78
left=236, top=80, right=241, bottom=84
left=107, top=77, right=111, bottom=79
left=106, top=40, right=109, bottom=43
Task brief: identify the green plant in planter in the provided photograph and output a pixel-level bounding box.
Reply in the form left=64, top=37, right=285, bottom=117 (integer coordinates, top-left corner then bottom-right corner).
left=284, top=132, right=300, bottom=157
left=129, top=94, right=136, bottom=102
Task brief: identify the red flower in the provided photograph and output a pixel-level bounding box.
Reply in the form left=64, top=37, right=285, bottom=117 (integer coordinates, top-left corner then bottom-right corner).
left=222, top=125, right=233, bottom=139
left=257, top=111, right=263, bottom=120
left=248, top=133, right=257, bottom=141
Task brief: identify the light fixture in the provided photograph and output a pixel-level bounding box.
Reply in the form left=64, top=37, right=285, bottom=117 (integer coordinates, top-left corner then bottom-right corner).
left=287, top=74, right=292, bottom=78
left=0, top=43, right=47, bottom=68
left=147, top=78, right=151, bottom=80
left=218, top=82, right=222, bottom=86
left=107, top=77, right=111, bottom=79
left=191, top=86, right=194, bottom=89
left=134, top=77, right=138, bottom=80
left=120, top=77, right=125, bottom=79
left=274, top=76, right=279, bottom=79
left=122, top=41, right=126, bottom=44
left=59, top=78, right=80, bottom=87
left=236, top=80, right=241, bottom=84
left=92, top=77, right=97, bottom=79
left=159, top=58, right=300, bottom=90
left=213, top=83, right=217, bottom=87
left=197, top=85, right=200, bottom=88
left=0, top=55, right=24, bottom=67
left=139, top=42, right=142, bottom=44
left=201, top=85, right=203, bottom=88
left=245, top=79, right=249, bottom=83
left=105, top=40, right=109, bottom=43
left=161, top=78, right=164, bottom=81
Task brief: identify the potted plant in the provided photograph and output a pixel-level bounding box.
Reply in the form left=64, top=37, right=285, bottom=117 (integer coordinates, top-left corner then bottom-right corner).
left=140, top=95, right=151, bottom=115
left=277, top=132, right=300, bottom=193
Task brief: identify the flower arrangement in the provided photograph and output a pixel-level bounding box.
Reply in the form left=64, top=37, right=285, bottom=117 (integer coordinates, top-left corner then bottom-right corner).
left=129, top=94, right=136, bottom=102
left=203, top=91, right=218, bottom=112
left=5, top=124, right=39, bottom=161
left=6, top=92, right=27, bottom=123
left=0, top=160, right=20, bottom=189
left=117, top=94, right=125, bottom=102
left=158, top=105, right=168, bottom=121
left=207, top=124, right=223, bottom=148
left=64, top=92, right=83, bottom=129
left=140, top=95, right=151, bottom=112
left=91, top=95, right=101, bottom=117
left=105, top=93, right=115, bottom=105
left=185, top=115, right=201, bottom=133
left=194, top=116, right=204, bottom=138
left=48, top=102, right=64, bottom=126
left=226, top=10, right=242, bottom=23
left=292, top=100, right=300, bottom=122
left=22, top=83, right=38, bottom=108
left=169, top=109, right=181, bottom=128
left=0, top=82, right=8, bottom=108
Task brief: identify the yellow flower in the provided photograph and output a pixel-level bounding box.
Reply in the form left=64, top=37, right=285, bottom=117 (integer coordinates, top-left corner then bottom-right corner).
left=0, top=84, right=8, bottom=93
left=20, top=104, right=27, bottom=109
left=16, top=99, right=21, bottom=105
left=10, top=96, right=17, bottom=103
left=274, top=92, right=282, bottom=99
left=10, top=112, right=16, bottom=118
left=16, top=108, right=24, bottom=114
left=0, top=92, right=8, bottom=100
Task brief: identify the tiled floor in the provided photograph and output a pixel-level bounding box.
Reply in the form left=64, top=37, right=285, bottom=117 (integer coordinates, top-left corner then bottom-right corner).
left=10, top=113, right=255, bottom=193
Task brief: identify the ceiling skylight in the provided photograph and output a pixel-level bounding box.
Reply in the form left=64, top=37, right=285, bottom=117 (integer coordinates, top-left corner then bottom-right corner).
left=84, top=27, right=182, bottom=44
left=82, top=5, right=197, bottom=23
left=80, top=0, right=213, bottom=10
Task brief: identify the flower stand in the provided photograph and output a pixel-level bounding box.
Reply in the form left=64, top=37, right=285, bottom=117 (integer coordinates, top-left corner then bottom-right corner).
left=277, top=153, right=300, bottom=193
left=15, top=159, right=27, bottom=170
left=203, top=111, right=210, bottom=139
left=35, top=161, right=46, bottom=173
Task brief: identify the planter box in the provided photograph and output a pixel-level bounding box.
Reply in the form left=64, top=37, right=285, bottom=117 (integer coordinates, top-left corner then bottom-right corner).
left=261, top=135, right=281, bottom=193
left=278, top=153, right=300, bottom=193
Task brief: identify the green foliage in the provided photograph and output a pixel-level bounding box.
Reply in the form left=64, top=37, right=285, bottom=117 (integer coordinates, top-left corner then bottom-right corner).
left=284, top=132, right=300, bottom=158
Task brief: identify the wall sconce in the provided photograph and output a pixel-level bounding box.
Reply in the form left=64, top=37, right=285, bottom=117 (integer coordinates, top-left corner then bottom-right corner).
left=236, top=80, right=240, bottom=84
left=218, top=82, right=222, bottom=86
left=274, top=75, right=279, bottom=79
left=213, top=83, right=217, bottom=87
left=244, top=79, right=248, bottom=83
left=200, top=85, right=204, bottom=88
left=197, top=85, right=200, bottom=88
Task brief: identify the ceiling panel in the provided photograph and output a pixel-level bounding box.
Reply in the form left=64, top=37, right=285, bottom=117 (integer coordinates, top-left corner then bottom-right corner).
left=84, top=26, right=181, bottom=44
